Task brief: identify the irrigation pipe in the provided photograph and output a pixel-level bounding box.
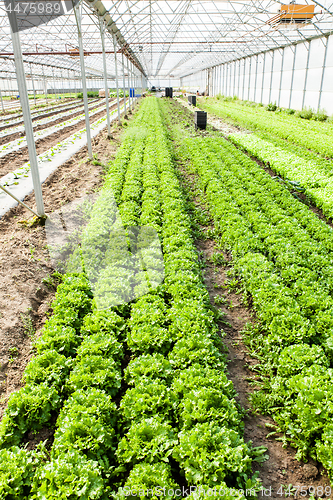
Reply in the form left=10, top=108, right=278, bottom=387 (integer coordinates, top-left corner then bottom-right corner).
left=0, top=183, right=40, bottom=217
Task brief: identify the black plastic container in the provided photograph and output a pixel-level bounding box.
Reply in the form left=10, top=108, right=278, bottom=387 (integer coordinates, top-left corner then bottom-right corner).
left=187, top=95, right=196, bottom=106
left=165, top=87, right=173, bottom=98
left=194, top=110, right=207, bottom=130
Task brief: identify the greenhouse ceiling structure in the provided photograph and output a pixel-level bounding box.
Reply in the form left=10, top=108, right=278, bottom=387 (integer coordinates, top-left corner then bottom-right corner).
left=0, top=0, right=333, bottom=86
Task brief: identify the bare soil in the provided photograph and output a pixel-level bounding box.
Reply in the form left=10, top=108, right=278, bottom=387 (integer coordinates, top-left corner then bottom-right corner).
left=0, top=99, right=124, bottom=178
left=0, top=98, right=79, bottom=132
left=0, top=104, right=138, bottom=422
left=0, top=99, right=104, bottom=145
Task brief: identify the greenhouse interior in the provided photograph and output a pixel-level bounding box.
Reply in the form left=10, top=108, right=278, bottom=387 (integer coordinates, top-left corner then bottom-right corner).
left=1, top=0, right=333, bottom=497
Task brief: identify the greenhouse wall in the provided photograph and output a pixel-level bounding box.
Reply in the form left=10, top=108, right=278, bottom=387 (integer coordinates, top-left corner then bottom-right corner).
left=180, top=33, right=333, bottom=115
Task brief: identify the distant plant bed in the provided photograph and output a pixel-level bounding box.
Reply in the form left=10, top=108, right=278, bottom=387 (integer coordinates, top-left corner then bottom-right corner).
left=77, top=91, right=99, bottom=99
left=198, top=97, right=333, bottom=157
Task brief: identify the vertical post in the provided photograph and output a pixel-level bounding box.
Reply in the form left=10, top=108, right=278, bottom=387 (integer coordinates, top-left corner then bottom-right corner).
left=52, top=67, right=57, bottom=100
left=74, top=2, right=93, bottom=158
left=42, top=65, right=47, bottom=103
left=302, top=41, right=311, bottom=110
left=8, top=8, right=45, bottom=216
left=318, top=37, right=328, bottom=111
left=30, top=63, right=36, bottom=107
left=289, top=45, right=296, bottom=109
left=232, top=61, right=236, bottom=95
left=278, top=48, right=284, bottom=107
left=121, top=50, right=127, bottom=115
left=220, top=66, right=223, bottom=96
left=131, top=63, right=135, bottom=108
left=0, top=87, right=4, bottom=113
left=261, top=52, right=266, bottom=104
left=126, top=56, right=131, bottom=112
left=224, top=65, right=227, bottom=96
left=269, top=50, right=274, bottom=104
left=238, top=59, right=241, bottom=98
left=248, top=57, right=252, bottom=101
left=242, top=59, right=246, bottom=100
left=99, top=18, right=111, bottom=137
left=112, top=32, right=121, bottom=124
left=228, top=64, right=230, bottom=96
left=254, top=54, right=258, bottom=102
left=67, top=69, right=71, bottom=97
left=61, top=70, right=64, bottom=98
left=74, top=70, right=77, bottom=96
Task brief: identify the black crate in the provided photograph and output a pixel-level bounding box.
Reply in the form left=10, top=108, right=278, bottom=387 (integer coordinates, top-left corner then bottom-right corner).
left=194, top=110, right=207, bottom=130
left=165, top=87, right=173, bottom=98
left=187, top=95, right=196, bottom=106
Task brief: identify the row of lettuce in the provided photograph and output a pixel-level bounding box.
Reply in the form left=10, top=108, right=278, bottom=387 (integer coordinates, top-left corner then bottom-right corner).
left=228, top=132, right=333, bottom=220
left=0, top=97, right=261, bottom=498
left=196, top=96, right=333, bottom=220
left=159, top=97, right=333, bottom=480
left=197, top=96, right=333, bottom=158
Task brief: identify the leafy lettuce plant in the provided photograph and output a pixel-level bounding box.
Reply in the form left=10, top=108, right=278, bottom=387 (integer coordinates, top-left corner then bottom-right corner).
left=116, top=417, right=178, bottom=465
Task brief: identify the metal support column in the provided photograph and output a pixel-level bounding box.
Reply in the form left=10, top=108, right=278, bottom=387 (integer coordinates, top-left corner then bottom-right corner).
left=67, top=69, right=71, bottom=97
left=302, top=41, right=311, bottom=110
left=8, top=8, right=45, bottom=216
left=248, top=57, right=252, bottom=101
left=229, top=63, right=232, bottom=96
left=112, top=32, right=121, bottom=124
left=269, top=50, right=274, bottom=104
left=289, top=45, right=296, bottom=109
left=74, top=2, right=92, bottom=158
left=238, top=59, right=241, bottom=98
left=242, top=59, right=246, bottom=100
left=121, top=50, right=127, bottom=116
left=318, top=37, right=329, bottom=111
left=132, top=63, right=135, bottom=109
left=126, top=57, right=131, bottom=112
left=52, top=67, right=57, bottom=100
left=233, top=61, right=235, bottom=96
left=254, top=54, right=258, bottom=102
left=261, top=52, right=266, bottom=104
left=42, top=65, right=47, bottom=103
left=30, top=63, right=36, bottom=107
left=99, top=18, right=111, bottom=137
left=0, top=88, right=4, bottom=113
left=61, top=70, right=64, bottom=98
left=225, top=64, right=227, bottom=96
left=278, top=48, right=284, bottom=107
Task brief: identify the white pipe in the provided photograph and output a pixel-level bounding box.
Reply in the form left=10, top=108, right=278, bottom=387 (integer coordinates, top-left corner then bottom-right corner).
left=30, top=63, right=36, bottom=107
left=112, top=32, right=121, bottom=124
left=8, top=6, right=45, bottom=216
left=74, top=2, right=93, bottom=158
left=126, top=56, right=131, bottom=112
left=99, top=18, right=111, bottom=137
left=121, top=50, right=127, bottom=116
left=99, top=18, right=111, bottom=138
left=0, top=184, right=40, bottom=218
left=0, top=88, right=4, bottom=113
